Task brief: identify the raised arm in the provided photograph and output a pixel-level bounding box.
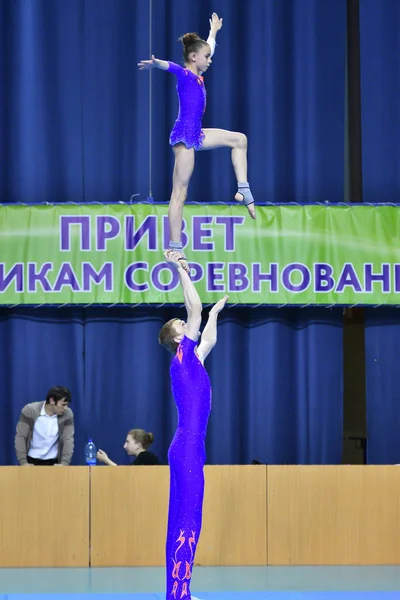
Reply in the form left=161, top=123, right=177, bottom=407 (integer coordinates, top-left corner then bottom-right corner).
left=197, top=295, right=229, bottom=362
left=207, top=12, right=223, bottom=57
left=165, top=251, right=202, bottom=342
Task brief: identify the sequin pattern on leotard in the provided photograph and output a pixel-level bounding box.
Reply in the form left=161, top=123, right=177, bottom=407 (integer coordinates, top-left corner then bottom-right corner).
left=165, top=335, right=212, bottom=599
left=167, top=62, right=207, bottom=150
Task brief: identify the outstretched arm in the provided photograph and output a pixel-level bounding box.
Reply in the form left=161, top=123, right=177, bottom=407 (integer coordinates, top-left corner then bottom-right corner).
left=207, top=12, right=223, bottom=57
left=138, top=55, right=169, bottom=71
left=165, top=251, right=202, bottom=342
left=197, top=295, right=229, bottom=362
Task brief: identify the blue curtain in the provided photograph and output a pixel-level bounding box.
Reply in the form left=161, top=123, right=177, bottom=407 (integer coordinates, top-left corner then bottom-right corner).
left=364, top=309, right=400, bottom=464
left=0, top=308, right=84, bottom=466
left=359, top=0, right=400, bottom=203
left=205, top=307, right=343, bottom=465
left=0, top=0, right=346, bottom=204
left=359, top=2, right=400, bottom=462
left=0, top=1, right=346, bottom=465
left=0, top=307, right=343, bottom=466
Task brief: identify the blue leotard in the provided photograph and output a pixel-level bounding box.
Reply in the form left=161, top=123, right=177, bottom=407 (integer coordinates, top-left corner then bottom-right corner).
left=166, top=335, right=212, bottom=599
left=167, top=62, right=207, bottom=150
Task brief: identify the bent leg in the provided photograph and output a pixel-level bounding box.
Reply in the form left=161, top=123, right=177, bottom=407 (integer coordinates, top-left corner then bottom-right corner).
left=200, top=129, right=256, bottom=219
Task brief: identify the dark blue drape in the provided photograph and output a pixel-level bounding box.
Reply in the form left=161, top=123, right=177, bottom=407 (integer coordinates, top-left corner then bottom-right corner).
left=0, top=308, right=84, bottom=466
left=364, top=309, right=400, bottom=464
left=153, top=0, right=346, bottom=204
left=206, top=308, right=343, bottom=465
left=360, top=3, right=400, bottom=462
left=0, top=307, right=343, bottom=466
left=0, top=0, right=149, bottom=204
left=0, top=0, right=346, bottom=204
left=0, top=1, right=346, bottom=465
left=359, top=0, right=400, bottom=203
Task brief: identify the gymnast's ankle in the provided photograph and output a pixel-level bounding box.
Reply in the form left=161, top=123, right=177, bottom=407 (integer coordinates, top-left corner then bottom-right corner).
left=234, top=182, right=255, bottom=207
left=169, top=240, right=183, bottom=251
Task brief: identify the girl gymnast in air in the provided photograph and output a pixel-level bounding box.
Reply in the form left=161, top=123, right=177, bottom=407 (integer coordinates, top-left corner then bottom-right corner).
left=138, top=13, right=256, bottom=272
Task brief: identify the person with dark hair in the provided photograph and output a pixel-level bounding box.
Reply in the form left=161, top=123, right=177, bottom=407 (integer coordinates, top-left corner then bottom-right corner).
left=14, top=386, right=74, bottom=466
left=138, top=13, right=256, bottom=272
left=96, top=429, right=160, bottom=466
left=159, top=250, right=228, bottom=600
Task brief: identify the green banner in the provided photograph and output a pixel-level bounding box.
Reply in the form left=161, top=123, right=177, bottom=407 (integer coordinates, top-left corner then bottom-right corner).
left=1, top=203, right=400, bottom=305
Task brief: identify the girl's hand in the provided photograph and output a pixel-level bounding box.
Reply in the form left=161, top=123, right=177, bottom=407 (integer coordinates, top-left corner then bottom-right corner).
left=209, top=13, right=223, bottom=32
left=138, top=55, right=160, bottom=70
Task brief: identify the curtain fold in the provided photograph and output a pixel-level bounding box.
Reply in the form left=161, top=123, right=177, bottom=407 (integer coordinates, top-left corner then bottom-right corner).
left=0, top=0, right=346, bottom=205
left=0, top=307, right=343, bottom=466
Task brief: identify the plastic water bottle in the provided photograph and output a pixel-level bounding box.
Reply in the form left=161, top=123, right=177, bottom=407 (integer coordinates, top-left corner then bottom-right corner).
left=85, top=439, right=97, bottom=466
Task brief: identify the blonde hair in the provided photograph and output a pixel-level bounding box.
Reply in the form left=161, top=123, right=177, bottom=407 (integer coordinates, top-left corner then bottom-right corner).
left=158, top=318, right=180, bottom=354
left=128, top=429, right=154, bottom=450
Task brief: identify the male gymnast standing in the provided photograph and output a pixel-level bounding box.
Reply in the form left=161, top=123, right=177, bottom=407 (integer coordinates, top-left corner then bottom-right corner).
left=158, top=250, right=228, bottom=599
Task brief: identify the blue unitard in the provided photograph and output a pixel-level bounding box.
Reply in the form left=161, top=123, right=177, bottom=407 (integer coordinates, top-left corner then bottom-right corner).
left=167, top=62, right=207, bottom=150
left=166, top=335, right=211, bottom=599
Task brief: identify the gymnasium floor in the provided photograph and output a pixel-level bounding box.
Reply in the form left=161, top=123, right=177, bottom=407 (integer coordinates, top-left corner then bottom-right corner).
left=0, top=566, right=399, bottom=599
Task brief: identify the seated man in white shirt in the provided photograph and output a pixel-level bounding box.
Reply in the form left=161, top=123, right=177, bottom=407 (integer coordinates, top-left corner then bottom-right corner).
left=14, top=386, right=74, bottom=466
